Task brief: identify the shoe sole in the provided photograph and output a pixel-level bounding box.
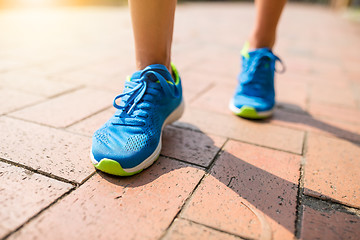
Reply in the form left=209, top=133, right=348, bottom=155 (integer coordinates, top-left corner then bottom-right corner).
left=90, top=100, right=185, bottom=177
left=229, top=99, right=273, bottom=119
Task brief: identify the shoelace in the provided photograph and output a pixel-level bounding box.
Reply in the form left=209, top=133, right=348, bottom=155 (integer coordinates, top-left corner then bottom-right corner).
left=248, top=51, right=286, bottom=74
left=112, top=66, right=179, bottom=125
left=241, top=51, right=286, bottom=91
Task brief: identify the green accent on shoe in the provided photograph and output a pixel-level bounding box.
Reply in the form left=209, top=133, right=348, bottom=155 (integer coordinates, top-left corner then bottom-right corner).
left=235, top=106, right=270, bottom=119
left=94, top=159, right=143, bottom=176
left=241, top=42, right=250, bottom=59
left=171, top=62, right=180, bottom=85
left=155, top=63, right=180, bottom=85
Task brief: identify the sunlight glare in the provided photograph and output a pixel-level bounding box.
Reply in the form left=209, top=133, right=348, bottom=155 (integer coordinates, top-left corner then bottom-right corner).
left=2, top=0, right=61, bottom=8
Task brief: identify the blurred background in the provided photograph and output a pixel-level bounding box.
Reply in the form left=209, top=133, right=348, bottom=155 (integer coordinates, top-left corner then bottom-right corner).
left=0, top=0, right=359, bottom=9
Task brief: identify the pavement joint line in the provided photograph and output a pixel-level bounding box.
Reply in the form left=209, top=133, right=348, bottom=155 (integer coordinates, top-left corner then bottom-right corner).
left=187, top=81, right=216, bottom=104
left=159, top=154, right=207, bottom=170
left=205, top=138, right=229, bottom=171
left=179, top=104, right=329, bottom=136
left=303, top=195, right=360, bottom=214
left=0, top=156, right=81, bottom=186
left=226, top=136, right=304, bottom=155
left=62, top=127, right=94, bottom=138
left=177, top=217, right=252, bottom=240
left=2, top=82, right=84, bottom=100
left=301, top=130, right=308, bottom=156
left=34, top=62, right=95, bottom=78
left=303, top=193, right=360, bottom=212
left=3, top=114, right=97, bottom=139
left=1, top=187, right=75, bottom=240
left=2, top=97, right=46, bottom=116
left=294, top=141, right=307, bottom=238
left=4, top=86, right=113, bottom=129
left=4, top=108, right=109, bottom=135
left=158, top=138, right=229, bottom=240
left=3, top=114, right=95, bottom=141
left=3, top=114, right=78, bottom=132
left=171, top=123, right=305, bottom=155
left=45, top=84, right=85, bottom=100
left=44, top=54, right=127, bottom=80
left=63, top=104, right=113, bottom=129
left=158, top=167, right=208, bottom=240
left=2, top=171, right=97, bottom=240
left=295, top=131, right=308, bottom=238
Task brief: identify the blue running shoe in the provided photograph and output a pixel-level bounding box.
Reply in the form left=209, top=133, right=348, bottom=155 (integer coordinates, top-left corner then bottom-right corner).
left=229, top=43, right=284, bottom=119
left=91, top=63, right=184, bottom=176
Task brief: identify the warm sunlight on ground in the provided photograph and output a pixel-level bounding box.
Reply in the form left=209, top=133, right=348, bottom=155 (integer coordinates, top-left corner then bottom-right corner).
left=1, top=0, right=62, bottom=8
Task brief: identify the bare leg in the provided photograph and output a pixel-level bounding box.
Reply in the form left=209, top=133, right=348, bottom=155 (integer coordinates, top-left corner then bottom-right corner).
left=249, top=0, right=287, bottom=50
left=129, top=0, right=176, bottom=72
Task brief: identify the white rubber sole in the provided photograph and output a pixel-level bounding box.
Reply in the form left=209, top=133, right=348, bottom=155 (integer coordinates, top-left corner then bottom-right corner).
left=229, top=99, right=273, bottom=118
left=91, top=99, right=185, bottom=173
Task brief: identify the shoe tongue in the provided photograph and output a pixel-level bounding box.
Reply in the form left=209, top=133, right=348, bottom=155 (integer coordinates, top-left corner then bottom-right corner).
left=130, top=70, right=142, bottom=80
left=130, top=64, right=171, bottom=82
left=248, top=48, right=272, bottom=57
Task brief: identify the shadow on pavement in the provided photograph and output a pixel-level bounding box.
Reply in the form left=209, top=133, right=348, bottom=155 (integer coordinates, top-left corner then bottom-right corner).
left=270, top=102, right=360, bottom=146
left=96, top=119, right=357, bottom=238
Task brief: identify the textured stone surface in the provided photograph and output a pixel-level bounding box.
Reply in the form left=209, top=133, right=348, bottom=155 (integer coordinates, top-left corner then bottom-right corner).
left=181, top=140, right=301, bottom=239
left=0, top=3, right=360, bottom=240
left=9, top=88, right=113, bottom=128
left=309, top=83, right=357, bottom=108
left=0, top=71, right=79, bottom=97
left=9, top=158, right=204, bottom=240
left=0, top=161, right=72, bottom=239
left=308, top=103, right=360, bottom=124
left=174, top=107, right=305, bottom=154
left=67, top=108, right=114, bottom=136
left=180, top=70, right=217, bottom=104
left=269, top=109, right=360, bottom=143
left=162, top=126, right=226, bottom=167
left=0, top=88, right=43, bottom=115
left=163, top=218, right=243, bottom=240
left=0, top=117, right=94, bottom=183
left=276, top=79, right=308, bottom=113
left=301, top=198, right=360, bottom=240
left=190, top=82, right=235, bottom=115
left=57, top=64, right=129, bottom=94
left=304, top=133, right=360, bottom=208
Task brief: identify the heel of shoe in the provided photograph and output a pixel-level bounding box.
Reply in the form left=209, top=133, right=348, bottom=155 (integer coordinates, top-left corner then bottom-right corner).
left=165, top=100, right=185, bottom=126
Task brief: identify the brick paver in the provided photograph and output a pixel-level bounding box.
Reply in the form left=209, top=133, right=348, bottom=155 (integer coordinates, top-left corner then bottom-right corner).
left=304, top=133, right=360, bottom=208
left=0, top=2, right=359, bottom=240
left=269, top=109, right=360, bottom=143
left=8, top=158, right=204, bottom=240
left=0, top=161, right=72, bottom=239
left=0, top=89, right=43, bottom=115
left=181, top=140, right=301, bottom=239
left=9, top=88, right=113, bottom=128
left=0, top=71, right=79, bottom=97
left=175, top=107, right=305, bottom=154
left=0, top=117, right=94, bottom=183
left=161, top=126, right=226, bottom=167
left=300, top=197, right=360, bottom=240
left=163, top=219, right=243, bottom=240
left=308, top=103, right=360, bottom=124
left=67, top=108, right=114, bottom=136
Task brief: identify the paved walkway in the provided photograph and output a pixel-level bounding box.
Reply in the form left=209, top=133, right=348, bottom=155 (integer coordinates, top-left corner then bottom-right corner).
left=0, top=2, right=359, bottom=240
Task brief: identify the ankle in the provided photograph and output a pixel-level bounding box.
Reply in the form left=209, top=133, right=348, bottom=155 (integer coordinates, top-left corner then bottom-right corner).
left=136, top=61, right=172, bottom=76
left=248, top=34, right=275, bottom=50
